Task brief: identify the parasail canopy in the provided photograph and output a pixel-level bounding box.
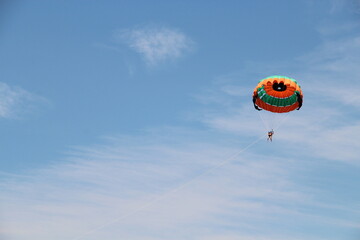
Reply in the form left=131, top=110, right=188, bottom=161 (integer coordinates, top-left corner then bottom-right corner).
left=252, top=75, right=303, bottom=113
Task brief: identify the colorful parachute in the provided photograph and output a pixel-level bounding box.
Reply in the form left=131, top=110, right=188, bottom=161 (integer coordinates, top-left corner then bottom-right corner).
left=252, top=75, right=303, bottom=113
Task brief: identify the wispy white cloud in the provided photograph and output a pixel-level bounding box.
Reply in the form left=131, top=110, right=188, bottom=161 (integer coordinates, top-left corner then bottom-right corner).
left=0, top=82, right=45, bottom=119
left=118, top=26, right=193, bottom=66
left=1, top=127, right=358, bottom=240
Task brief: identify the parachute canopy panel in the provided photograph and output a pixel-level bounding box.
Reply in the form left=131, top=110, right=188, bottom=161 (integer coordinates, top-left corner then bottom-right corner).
left=253, top=75, right=303, bottom=113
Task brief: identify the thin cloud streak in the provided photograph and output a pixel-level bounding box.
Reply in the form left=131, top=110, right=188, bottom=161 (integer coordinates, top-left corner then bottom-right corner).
left=0, top=82, right=46, bottom=119
left=1, top=129, right=359, bottom=240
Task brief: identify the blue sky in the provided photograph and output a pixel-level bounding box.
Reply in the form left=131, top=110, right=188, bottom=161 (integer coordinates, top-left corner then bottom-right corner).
left=1, top=0, right=360, bottom=239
